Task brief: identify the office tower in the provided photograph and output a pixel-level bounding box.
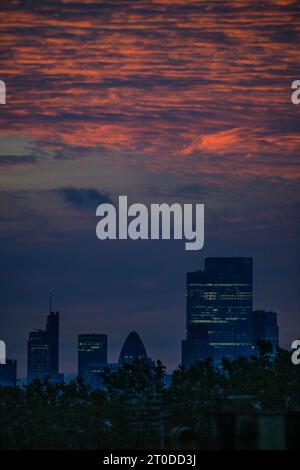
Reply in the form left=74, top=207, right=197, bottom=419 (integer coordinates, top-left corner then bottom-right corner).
left=0, top=359, right=17, bottom=387
left=182, top=328, right=212, bottom=367
left=253, top=310, right=279, bottom=352
left=46, top=311, right=59, bottom=374
left=182, top=257, right=253, bottom=366
left=27, top=292, right=62, bottom=383
left=46, top=290, right=59, bottom=374
left=78, top=333, right=108, bottom=378
left=27, top=329, right=49, bottom=378
left=118, top=331, right=148, bottom=363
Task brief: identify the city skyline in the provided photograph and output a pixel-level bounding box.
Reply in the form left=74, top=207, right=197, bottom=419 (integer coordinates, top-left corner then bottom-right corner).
left=2, top=257, right=282, bottom=381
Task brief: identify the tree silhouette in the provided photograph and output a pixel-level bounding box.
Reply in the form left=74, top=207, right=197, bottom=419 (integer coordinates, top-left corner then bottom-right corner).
left=0, top=349, right=299, bottom=449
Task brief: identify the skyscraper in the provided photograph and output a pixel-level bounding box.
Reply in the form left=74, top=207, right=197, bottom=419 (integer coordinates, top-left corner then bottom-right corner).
left=78, top=333, right=108, bottom=378
left=182, top=257, right=253, bottom=366
left=27, top=292, right=62, bottom=383
left=27, top=329, right=49, bottom=379
left=118, top=331, right=148, bottom=364
left=46, top=311, right=59, bottom=374
left=253, top=310, right=279, bottom=352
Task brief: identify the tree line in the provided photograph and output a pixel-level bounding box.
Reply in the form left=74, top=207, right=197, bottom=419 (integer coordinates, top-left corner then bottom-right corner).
left=0, top=344, right=299, bottom=449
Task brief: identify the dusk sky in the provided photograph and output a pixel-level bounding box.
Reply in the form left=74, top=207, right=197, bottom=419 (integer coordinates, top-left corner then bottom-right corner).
left=0, top=0, right=299, bottom=377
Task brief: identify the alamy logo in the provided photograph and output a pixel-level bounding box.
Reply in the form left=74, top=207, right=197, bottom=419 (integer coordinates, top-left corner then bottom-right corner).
left=291, top=339, right=300, bottom=365
left=0, top=80, right=6, bottom=104
left=291, top=80, right=300, bottom=105
left=0, top=340, right=6, bottom=364
left=96, top=196, right=204, bottom=251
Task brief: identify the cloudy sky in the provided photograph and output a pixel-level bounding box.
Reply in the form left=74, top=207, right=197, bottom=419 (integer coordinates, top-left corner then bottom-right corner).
left=0, top=0, right=299, bottom=376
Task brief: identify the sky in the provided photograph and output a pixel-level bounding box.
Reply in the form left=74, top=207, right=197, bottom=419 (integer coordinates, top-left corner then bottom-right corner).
left=0, top=0, right=299, bottom=377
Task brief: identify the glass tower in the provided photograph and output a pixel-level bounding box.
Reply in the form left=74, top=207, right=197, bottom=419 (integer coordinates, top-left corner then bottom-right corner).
left=46, top=311, right=59, bottom=374
left=253, top=309, right=279, bottom=352
left=27, top=329, right=49, bottom=378
left=78, top=333, right=108, bottom=378
left=27, top=293, right=61, bottom=382
left=182, top=257, right=253, bottom=366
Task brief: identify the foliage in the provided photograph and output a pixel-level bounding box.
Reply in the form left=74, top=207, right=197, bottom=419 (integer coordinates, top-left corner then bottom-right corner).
left=0, top=347, right=299, bottom=449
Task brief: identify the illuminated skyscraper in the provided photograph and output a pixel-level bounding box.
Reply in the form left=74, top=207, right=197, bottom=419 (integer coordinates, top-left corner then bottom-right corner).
left=182, top=257, right=253, bottom=366
left=78, top=333, right=108, bottom=378
left=27, top=329, right=49, bottom=378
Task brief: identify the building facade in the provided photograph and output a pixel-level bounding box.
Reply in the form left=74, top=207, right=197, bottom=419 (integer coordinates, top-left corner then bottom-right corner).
left=253, top=309, right=279, bottom=352
left=27, top=329, right=49, bottom=379
left=118, top=331, right=148, bottom=364
left=46, top=311, right=59, bottom=374
left=182, top=257, right=254, bottom=366
left=78, top=333, right=108, bottom=379
left=27, top=297, right=61, bottom=383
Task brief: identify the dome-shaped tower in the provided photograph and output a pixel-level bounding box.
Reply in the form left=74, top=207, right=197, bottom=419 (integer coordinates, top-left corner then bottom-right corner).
left=118, top=331, right=147, bottom=363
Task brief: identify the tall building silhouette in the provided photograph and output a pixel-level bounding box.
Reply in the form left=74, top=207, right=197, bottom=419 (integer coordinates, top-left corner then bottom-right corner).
left=27, top=292, right=62, bottom=383
left=78, top=333, right=108, bottom=378
left=46, top=312, right=59, bottom=374
left=182, top=257, right=253, bottom=366
left=27, top=330, right=48, bottom=378
left=119, top=331, right=148, bottom=363
left=253, top=310, right=279, bottom=352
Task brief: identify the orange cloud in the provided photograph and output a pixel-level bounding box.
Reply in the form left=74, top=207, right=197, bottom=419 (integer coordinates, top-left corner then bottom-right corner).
left=0, top=0, right=299, bottom=182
